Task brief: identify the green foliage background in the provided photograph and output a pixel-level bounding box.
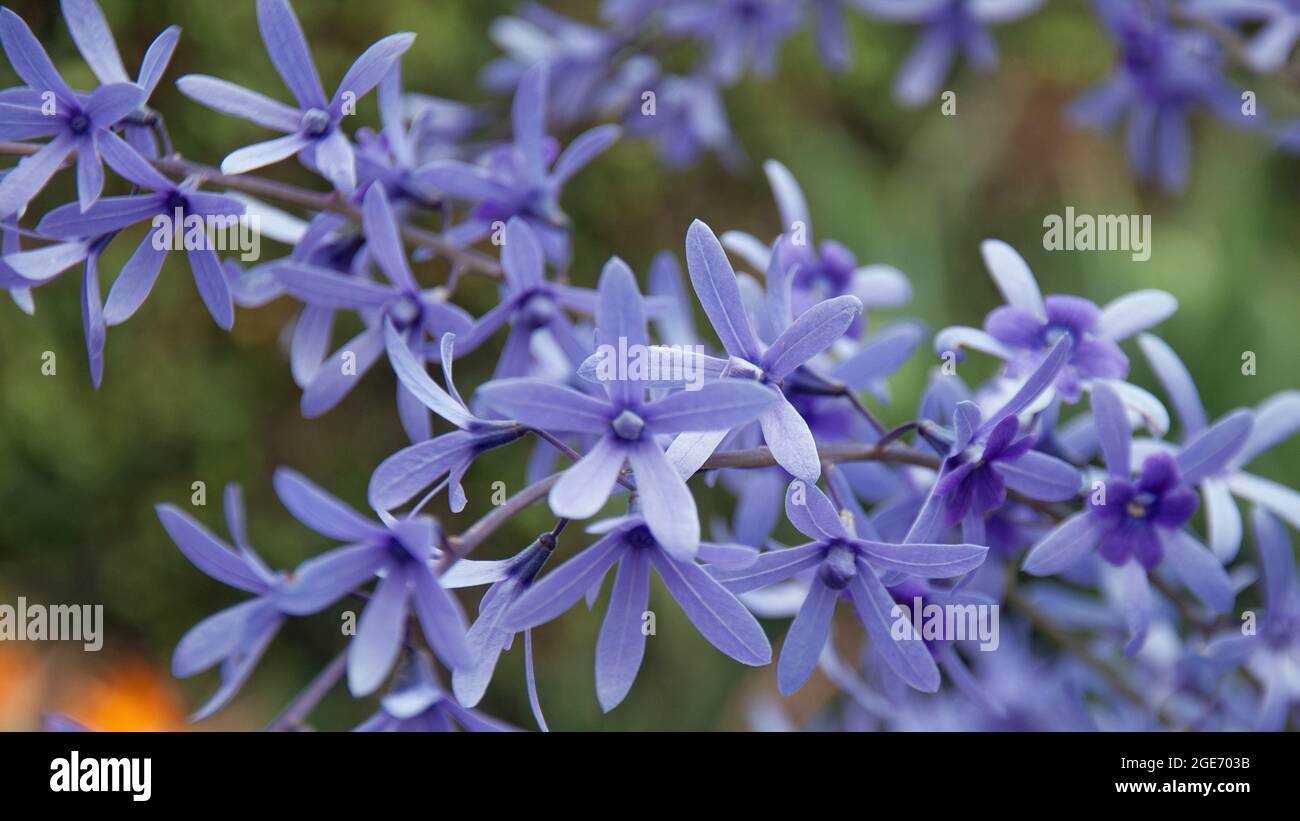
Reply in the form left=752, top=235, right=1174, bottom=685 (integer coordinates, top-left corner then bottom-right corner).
left=1, top=0, right=1297, bottom=730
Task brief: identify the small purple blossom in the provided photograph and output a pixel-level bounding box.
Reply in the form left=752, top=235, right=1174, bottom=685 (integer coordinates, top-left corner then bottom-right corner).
left=177, top=0, right=413, bottom=192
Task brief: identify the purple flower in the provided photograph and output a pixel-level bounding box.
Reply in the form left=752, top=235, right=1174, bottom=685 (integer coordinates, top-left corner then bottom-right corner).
left=60, top=0, right=181, bottom=158
left=1023, top=381, right=1244, bottom=652
left=653, top=219, right=861, bottom=483
left=936, top=240, right=1176, bottom=405
left=662, top=0, right=804, bottom=85
left=369, top=327, right=525, bottom=513
left=481, top=4, right=619, bottom=126
left=1186, top=0, right=1300, bottom=73
left=621, top=67, right=742, bottom=169
left=712, top=481, right=987, bottom=694
left=273, top=184, right=473, bottom=435
left=505, top=512, right=771, bottom=711
left=1070, top=0, right=1258, bottom=192
left=1, top=216, right=33, bottom=313
left=1139, top=333, right=1300, bottom=561
left=177, top=0, right=414, bottom=192
left=859, top=0, right=1045, bottom=107
left=156, top=485, right=288, bottom=721
left=422, top=62, right=621, bottom=267
left=460, top=217, right=597, bottom=376
left=722, top=160, right=912, bottom=334
left=478, top=253, right=777, bottom=559
left=36, top=133, right=243, bottom=329
left=933, top=405, right=1082, bottom=530
left=1205, top=508, right=1300, bottom=731
left=357, top=651, right=516, bottom=731
left=270, top=467, right=472, bottom=695
left=449, top=536, right=552, bottom=712
left=0, top=7, right=146, bottom=217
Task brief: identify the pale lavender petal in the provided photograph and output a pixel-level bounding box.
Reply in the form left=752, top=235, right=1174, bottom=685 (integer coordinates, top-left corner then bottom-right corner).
left=511, top=62, right=548, bottom=183
left=1228, top=472, right=1300, bottom=531
left=360, top=185, right=415, bottom=290
left=1137, top=333, right=1207, bottom=436
left=1162, top=529, right=1234, bottom=613
left=551, top=124, right=621, bottom=184
left=709, top=543, right=826, bottom=593
left=38, top=194, right=164, bottom=240
left=62, top=0, right=130, bottom=84
left=502, top=217, right=543, bottom=290
left=172, top=599, right=261, bottom=677
left=1119, top=560, right=1151, bottom=656
left=776, top=578, right=836, bottom=694
left=685, top=219, right=761, bottom=362
left=451, top=578, right=519, bottom=707
left=0, top=133, right=77, bottom=219
left=648, top=548, right=770, bottom=665
left=1236, top=390, right=1300, bottom=466
left=155, top=504, right=266, bottom=594
left=82, top=82, right=145, bottom=127
left=784, top=480, right=848, bottom=542
left=137, top=25, right=180, bottom=94
left=221, top=133, right=312, bottom=175
left=188, top=246, right=234, bottom=330
left=506, top=534, right=626, bottom=630
left=1095, top=289, right=1177, bottom=341
left=313, top=128, right=356, bottom=192
left=1203, top=477, right=1242, bottom=563
left=383, top=320, right=478, bottom=429
left=999, top=450, right=1082, bottom=501
left=257, top=0, right=327, bottom=109
left=176, top=75, right=301, bottom=132
left=761, top=294, right=862, bottom=380
left=762, top=159, right=810, bottom=232
left=978, top=333, right=1071, bottom=435
left=348, top=563, right=410, bottom=695
left=1252, top=507, right=1293, bottom=612
left=847, top=558, right=940, bottom=692
left=477, top=377, right=612, bottom=434
left=290, top=304, right=333, bottom=387
left=642, top=380, right=775, bottom=434
left=1090, top=379, right=1131, bottom=478
left=759, top=396, right=820, bottom=482
left=275, top=261, right=393, bottom=308
left=830, top=321, right=925, bottom=387
left=1021, top=512, right=1100, bottom=575
left=420, top=160, right=516, bottom=202
left=549, top=435, right=627, bottom=519
left=1176, top=409, right=1253, bottom=485
left=75, top=140, right=105, bottom=212
left=410, top=563, right=473, bottom=670
left=276, top=543, right=386, bottom=615
left=595, top=548, right=650, bottom=711
left=893, top=26, right=955, bottom=107
left=368, top=431, right=479, bottom=511
left=595, top=256, right=648, bottom=407
left=627, top=438, right=699, bottom=561
left=331, top=32, right=415, bottom=112
left=980, top=239, right=1046, bottom=320
left=0, top=8, right=75, bottom=102
left=856, top=540, right=988, bottom=578
left=272, top=466, right=386, bottom=542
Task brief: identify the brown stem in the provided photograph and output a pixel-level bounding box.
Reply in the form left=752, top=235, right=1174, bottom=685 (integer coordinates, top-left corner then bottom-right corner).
left=0, top=141, right=502, bottom=277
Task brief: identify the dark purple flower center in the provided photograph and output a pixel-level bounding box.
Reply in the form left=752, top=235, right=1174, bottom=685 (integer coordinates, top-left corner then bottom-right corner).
left=817, top=543, right=857, bottom=590
left=626, top=525, right=656, bottom=550
left=301, top=107, right=331, bottom=136
left=165, top=190, right=189, bottom=212
left=68, top=112, right=90, bottom=134
left=611, top=409, right=645, bottom=440
left=518, top=291, right=557, bottom=328
left=389, top=295, right=422, bottom=328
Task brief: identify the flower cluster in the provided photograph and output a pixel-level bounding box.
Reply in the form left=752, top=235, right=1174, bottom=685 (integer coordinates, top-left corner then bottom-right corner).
left=4, top=0, right=1299, bottom=732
